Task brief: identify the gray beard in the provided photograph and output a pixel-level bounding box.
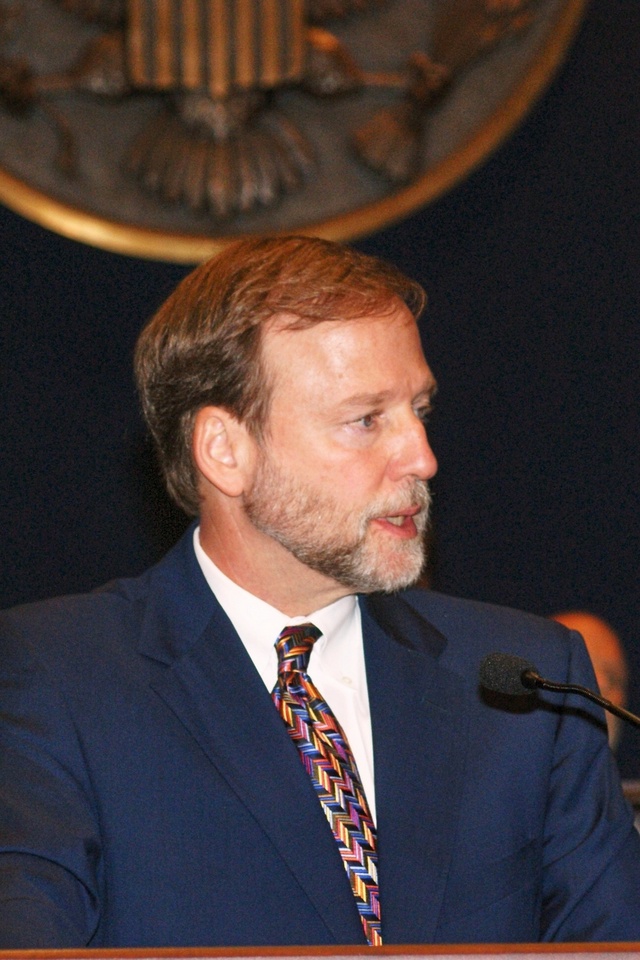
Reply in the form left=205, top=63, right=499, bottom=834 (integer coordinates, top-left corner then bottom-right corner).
left=244, top=458, right=431, bottom=594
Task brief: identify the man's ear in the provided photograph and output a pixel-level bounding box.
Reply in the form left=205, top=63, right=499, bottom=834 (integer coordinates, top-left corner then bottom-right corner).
left=192, top=406, right=255, bottom=498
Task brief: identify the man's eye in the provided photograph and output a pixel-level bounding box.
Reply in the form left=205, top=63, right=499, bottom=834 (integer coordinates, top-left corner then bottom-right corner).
left=356, top=413, right=377, bottom=429
left=415, top=407, right=433, bottom=425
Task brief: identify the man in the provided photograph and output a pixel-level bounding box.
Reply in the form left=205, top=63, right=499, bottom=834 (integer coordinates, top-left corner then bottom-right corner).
left=550, top=611, right=629, bottom=749
left=1, top=236, right=639, bottom=948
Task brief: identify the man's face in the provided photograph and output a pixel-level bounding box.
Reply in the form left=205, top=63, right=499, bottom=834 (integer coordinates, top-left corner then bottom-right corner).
left=243, top=301, right=438, bottom=595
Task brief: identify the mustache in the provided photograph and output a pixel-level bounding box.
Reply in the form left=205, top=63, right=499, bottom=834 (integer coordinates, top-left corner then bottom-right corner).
left=362, top=481, right=432, bottom=524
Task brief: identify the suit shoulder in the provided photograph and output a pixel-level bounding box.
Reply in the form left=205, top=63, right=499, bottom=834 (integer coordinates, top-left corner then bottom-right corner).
left=0, top=527, right=203, bottom=671
left=0, top=525, right=199, bottom=638
left=396, top=588, right=582, bottom=678
left=0, top=569, right=151, bottom=666
left=401, top=588, right=548, bottom=635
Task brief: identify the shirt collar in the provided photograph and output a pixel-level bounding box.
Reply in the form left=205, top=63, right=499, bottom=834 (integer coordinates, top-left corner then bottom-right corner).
left=193, top=526, right=360, bottom=682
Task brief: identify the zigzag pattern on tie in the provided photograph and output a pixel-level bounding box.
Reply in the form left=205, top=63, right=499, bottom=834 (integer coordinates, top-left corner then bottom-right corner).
left=273, top=624, right=382, bottom=947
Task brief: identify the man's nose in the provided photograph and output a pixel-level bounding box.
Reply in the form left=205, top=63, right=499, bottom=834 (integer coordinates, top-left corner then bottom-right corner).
left=390, top=416, right=438, bottom=482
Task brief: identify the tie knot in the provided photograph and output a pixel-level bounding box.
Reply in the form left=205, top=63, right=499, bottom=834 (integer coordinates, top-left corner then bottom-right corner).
left=275, top=623, right=322, bottom=676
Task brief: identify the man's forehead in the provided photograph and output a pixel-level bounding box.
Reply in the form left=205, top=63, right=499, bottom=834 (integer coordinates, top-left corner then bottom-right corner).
left=261, top=308, right=435, bottom=400
left=262, top=304, right=423, bottom=349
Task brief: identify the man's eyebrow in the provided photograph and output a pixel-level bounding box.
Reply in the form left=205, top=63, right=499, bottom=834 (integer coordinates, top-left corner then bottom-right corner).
left=336, top=391, right=393, bottom=412
left=414, top=382, right=438, bottom=404
left=336, top=381, right=438, bottom=413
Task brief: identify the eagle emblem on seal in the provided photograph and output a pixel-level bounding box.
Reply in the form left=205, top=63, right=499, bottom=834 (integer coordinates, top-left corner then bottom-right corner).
left=0, top=0, right=541, bottom=222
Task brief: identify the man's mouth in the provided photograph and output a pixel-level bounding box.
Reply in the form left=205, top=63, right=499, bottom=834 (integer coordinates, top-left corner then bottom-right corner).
left=373, top=508, right=421, bottom=538
left=386, top=515, right=409, bottom=527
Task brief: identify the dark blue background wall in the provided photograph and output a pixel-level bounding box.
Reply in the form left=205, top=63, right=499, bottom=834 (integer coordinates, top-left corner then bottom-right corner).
left=1, top=0, right=639, bottom=774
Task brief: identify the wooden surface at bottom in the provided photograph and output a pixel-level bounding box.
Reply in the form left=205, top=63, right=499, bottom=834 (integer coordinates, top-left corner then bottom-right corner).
left=1, top=944, right=639, bottom=960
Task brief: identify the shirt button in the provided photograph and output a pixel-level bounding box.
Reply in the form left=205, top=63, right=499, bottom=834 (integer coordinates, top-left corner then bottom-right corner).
left=341, top=676, right=353, bottom=686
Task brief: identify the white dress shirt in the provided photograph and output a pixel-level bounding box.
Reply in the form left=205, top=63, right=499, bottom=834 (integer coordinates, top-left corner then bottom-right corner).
left=193, top=528, right=377, bottom=820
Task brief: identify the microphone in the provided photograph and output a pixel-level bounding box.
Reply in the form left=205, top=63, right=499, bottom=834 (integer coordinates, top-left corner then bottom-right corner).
left=479, top=652, right=640, bottom=730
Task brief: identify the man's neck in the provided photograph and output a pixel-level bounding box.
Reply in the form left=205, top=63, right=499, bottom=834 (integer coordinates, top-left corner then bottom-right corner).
left=197, top=514, right=352, bottom=618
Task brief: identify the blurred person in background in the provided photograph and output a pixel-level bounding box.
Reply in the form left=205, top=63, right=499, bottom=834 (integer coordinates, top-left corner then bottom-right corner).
left=550, top=611, right=628, bottom=750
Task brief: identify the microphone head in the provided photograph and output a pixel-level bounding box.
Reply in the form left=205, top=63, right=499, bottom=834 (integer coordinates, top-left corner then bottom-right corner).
left=479, top=652, right=538, bottom=696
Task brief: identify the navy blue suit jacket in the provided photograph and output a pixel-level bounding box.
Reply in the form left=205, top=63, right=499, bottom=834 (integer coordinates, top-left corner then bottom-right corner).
left=1, top=528, right=639, bottom=947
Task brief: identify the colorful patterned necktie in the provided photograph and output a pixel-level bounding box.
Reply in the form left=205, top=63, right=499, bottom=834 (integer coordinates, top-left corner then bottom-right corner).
left=272, top=623, right=382, bottom=947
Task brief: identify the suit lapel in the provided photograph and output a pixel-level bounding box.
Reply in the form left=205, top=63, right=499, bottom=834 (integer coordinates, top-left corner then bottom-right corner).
left=137, top=531, right=366, bottom=944
left=136, top=533, right=469, bottom=944
left=363, top=593, right=470, bottom=944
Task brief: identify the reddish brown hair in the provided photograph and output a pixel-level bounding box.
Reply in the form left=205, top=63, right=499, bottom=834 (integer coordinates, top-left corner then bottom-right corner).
left=135, top=235, right=426, bottom=515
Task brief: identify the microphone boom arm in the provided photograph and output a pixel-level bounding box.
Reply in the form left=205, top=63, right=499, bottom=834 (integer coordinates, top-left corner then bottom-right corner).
left=521, top=669, right=640, bottom=729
